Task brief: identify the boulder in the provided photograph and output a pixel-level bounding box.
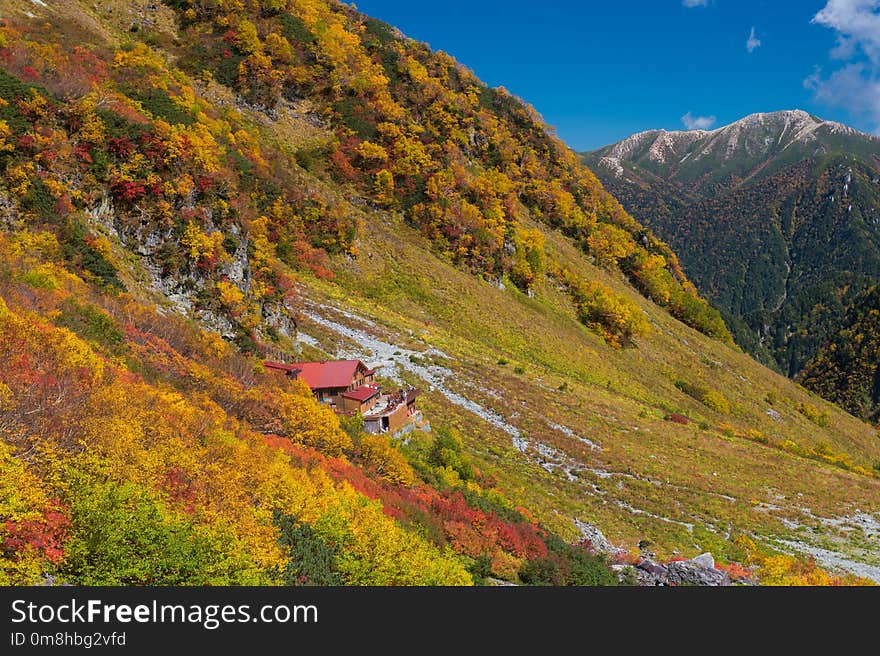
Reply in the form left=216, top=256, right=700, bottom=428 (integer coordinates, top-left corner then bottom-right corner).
left=574, top=519, right=615, bottom=553
left=636, top=559, right=669, bottom=577
left=635, top=558, right=669, bottom=586
left=691, top=552, right=715, bottom=569
left=667, top=554, right=731, bottom=587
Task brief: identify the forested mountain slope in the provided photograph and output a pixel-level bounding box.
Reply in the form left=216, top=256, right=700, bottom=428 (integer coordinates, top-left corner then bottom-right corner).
left=584, top=111, right=880, bottom=376
left=798, top=285, right=880, bottom=423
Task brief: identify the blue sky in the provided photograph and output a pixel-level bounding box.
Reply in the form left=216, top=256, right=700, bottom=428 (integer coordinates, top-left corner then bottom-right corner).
left=353, top=1, right=880, bottom=150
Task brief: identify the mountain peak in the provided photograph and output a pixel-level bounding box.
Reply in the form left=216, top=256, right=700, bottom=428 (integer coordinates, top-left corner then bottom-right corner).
left=592, top=110, right=876, bottom=176
left=717, top=109, right=865, bottom=142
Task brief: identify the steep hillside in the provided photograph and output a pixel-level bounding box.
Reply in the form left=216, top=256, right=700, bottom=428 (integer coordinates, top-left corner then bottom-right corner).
left=798, top=285, right=880, bottom=423
left=584, top=111, right=880, bottom=375
left=0, top=1, right=878, bottom=586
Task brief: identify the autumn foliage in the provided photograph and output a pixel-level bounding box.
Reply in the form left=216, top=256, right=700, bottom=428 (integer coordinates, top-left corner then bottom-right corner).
left=0, top=223, right=624, bottom=585
left=0, top=0, right=843, bottom=587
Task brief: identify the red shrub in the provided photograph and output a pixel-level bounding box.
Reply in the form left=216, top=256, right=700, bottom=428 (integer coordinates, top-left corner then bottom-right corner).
left=107, top=137, right=134, bottom=159
left=110, top=179, right=146, bottom=202
left=161, top=467, right=199, bottom=513
left=2, top=504, right=71, bottom=564
left=716, top=562, right=754, bottom=581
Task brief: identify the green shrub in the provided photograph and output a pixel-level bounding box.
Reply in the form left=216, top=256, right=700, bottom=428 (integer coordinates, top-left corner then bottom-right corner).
left=61, top=479, right=260, bottom=585
left=338, top=413, right=365, bottom=442
left=280, top=13, right=316, bottom=45
left=295, top=144, right=331, bottom=172
left=96, top=108, right=151, bottom=142
left=0, top=69, right=34, bottom=132
left=333, top=97, right=378, bottom=140
left=56, top=299, right=125, bottom=353
left=519, top=542, right=618, bottom=586
left=467, top=555, right=493, bottom=584
left=675, top=380, right=731, bottom=414
left=19, top=267, right=59, bottom=290
left=429, top=426, right=475, bottom=482
left=674, top=379, right=703, bottom=400
left=20, top=177, right=56, bottom=219
left=215, top=52, right=245, bottom=87
left=519, top=557, right=561, bottom=585
left=798, top=402, right=829, bottom=427
left=127, top=87, right=195, bottom=125
left=363, top=17, right=397, bottom=45
left=274, top=513, right=343, bottom=586
left=60, top=221, right=125, bottom=292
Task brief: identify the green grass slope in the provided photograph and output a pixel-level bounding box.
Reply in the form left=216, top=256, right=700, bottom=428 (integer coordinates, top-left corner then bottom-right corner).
left=293, top=199, right=880, bottom=578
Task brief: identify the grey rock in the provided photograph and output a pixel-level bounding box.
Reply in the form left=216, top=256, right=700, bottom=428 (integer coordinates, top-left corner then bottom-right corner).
left=196, top=309, right=236, bottom=339
left=691, top=552, right=715, bottom=569
left=261, top=301, right=297, bottom=339
left=574, top=519, right=615, bottom=553
left=666, top=554, right=731, bottom=587
left=88, top=194, right=116, bottom=233
left=0, top=188, right=18, bottom=228
left=636, top=559, right=669, bottom=577
left=222, top=235, right=250, bottom=288
left=633, top=557, right=670, bottom=586
left=635, top=562, right=668, bottom=586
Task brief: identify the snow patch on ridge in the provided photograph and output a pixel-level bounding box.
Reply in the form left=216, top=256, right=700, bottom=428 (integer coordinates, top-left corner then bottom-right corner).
left=602, top=110, right=875, bottom=166
left=598, top=156, right=625, bottom=178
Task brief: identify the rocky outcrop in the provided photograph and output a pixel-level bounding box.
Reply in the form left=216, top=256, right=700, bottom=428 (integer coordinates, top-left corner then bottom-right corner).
left=667, top=553, right=731, bottom=586
left=575, top=519, right=617, bottom=554
left=0, top=188, right=17, bottom=228
left=636, top=552, right=733, bottom=587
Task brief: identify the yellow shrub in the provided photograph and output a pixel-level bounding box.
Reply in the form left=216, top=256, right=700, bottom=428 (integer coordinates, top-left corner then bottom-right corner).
left=356, top=141, right=388, bottom=162
left=181, top=222, right=227, bottom=264
left=358, top=434, right=415, bottom=486
left=702, top=390, right=731, bottom=414
left=0, top=119, right=13, bottom=152
left=798, top=402, right=828, bottom=427
left=19, top=263, right=60, bottom=290
left=216, top=280, right=245, bottom=310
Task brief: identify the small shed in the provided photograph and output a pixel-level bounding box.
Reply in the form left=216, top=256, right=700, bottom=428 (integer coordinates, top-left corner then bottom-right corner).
left=339, top=384, right=381, bottom=415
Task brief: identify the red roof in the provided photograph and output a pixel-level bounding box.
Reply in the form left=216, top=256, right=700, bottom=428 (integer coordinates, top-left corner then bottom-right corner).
left=264, top=360, right=374, bottom=390
left=264, top=361, right=301, bottom=374
left=340, top=385, right=380, bottom=402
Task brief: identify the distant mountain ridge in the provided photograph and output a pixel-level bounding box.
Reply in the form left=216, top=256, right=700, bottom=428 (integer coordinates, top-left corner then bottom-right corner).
left=605, top=110, right=869, bottom=154
left=595, top=110, right=875, bottom=185
left=583, top=110, right=880, bottom=379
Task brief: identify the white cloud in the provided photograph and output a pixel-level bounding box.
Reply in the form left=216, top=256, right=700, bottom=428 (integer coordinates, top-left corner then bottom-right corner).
left=746, top=26, right=762, bottom=53
left=805, top=63, right=880, bottom=126
left=682, top=0, right=709, bottom=7
left=813, top=0, right=880, bottom=63
left=682, top=111, right=717, bottom=130
left=808, top=1, right=880, bottom=131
